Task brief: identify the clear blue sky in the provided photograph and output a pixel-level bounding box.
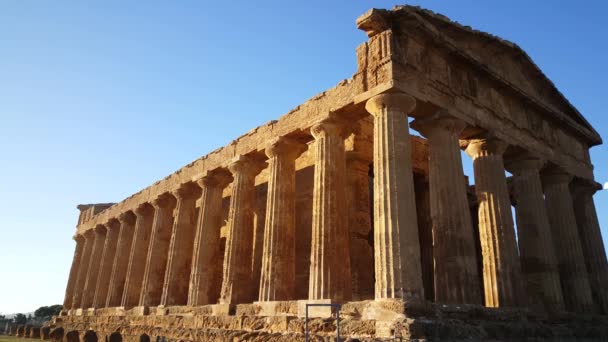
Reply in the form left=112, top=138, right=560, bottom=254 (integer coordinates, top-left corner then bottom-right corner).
left=1, top=1, right=606, bottom=314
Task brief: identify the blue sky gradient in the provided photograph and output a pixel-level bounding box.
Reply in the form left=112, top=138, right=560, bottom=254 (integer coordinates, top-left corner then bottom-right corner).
left=1, top=1, right=606, bottom=313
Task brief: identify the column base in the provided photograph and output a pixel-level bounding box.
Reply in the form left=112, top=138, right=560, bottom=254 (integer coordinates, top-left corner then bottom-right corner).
left=85, top=308, right=97, bottom=316
left=130, top=306, right=150, bottom=316
left=209, top=304, right=233, bottom=316
left=297, top=299, right=335, bottom=318
left=252, top=301, right=298, bottom=316
left=155, top=305, right=167, bottom=316
left=74, top=308, right=84, bottom=316
left=105, top=307, right=126, bottom=316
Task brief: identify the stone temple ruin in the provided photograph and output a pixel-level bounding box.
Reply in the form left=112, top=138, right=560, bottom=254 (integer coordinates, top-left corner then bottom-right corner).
left=45, top=6, right=608, bottom=341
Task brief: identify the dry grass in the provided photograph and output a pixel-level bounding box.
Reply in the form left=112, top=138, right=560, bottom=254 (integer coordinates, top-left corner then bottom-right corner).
left=0, top=336, right=40, bottom=342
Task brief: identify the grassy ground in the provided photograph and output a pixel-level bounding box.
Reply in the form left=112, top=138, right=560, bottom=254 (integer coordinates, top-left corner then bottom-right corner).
left=0, top=336, right=40, bottom=342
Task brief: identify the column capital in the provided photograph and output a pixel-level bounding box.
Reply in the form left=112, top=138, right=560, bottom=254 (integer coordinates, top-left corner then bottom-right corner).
left=265, top=136, right=307, bottom=160
left=134, top=202, right=154, bottom=217
left=93, top=224, right=107, bottom=235
left=118, top=211, right=136, bottom=225
left=365, top=92, right=416, bottom=116
left=464, top=137, right=508, bottom=159
left=410, top=110, right=466, bottom=138
left=311, top=118, right=351, bottom=140
left=194, top=168, right=233, bottom=189
left=542, top=168, right=573, bottom=186
left=152, top=192, right=177, bottom=209
left=73, top=234, right=85, bottom=243
left=570, top=178, right=602, bottom=197
left=105, top=218, right=120, bottom=231
left=228, top=154, right=267, bottom=178
left=83, top=229, right=95, bottom=239
left=173, top=182, right=201, bottom=200
left=504, top=152, right=545, bottom=175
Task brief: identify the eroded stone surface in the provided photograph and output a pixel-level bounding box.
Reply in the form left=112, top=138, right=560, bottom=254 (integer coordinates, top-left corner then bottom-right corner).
left=54, top=5, right=607, bottom=342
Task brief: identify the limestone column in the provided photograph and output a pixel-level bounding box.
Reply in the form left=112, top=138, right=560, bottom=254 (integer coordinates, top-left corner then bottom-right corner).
left=71, top=230, right=94, bottom=309
left=543, top=171, right=594, bottom=312
left=258, top=137, right=306, bottom=302
left=106, top=211, right=136, bottom=307
left=307, top=119, right=352, bottom=302
left=572, top=181, right=608, bottom=314
left=92, top=220, right=120, bottom=308
left=346, top=151, right=375, bottom=300
left=121, top=203, right=154, bottom=308
left=160, top=183, right=201, bottom=306
left=188, top=170, right=232, bottom=306
left=219, top=155, right=266, bottom=305
left=506, top=156, right=564, bottom=312
left=412, top=114, right=481, bottom=305
left=63, top=235, right=85, bottom=309
left=465, top=138, right=523, bottom=307
left=139, top=194, right=176, bottom=307
left=81, top=225, right=107, bottom=308
left=364, top=93, right=424, bottom=300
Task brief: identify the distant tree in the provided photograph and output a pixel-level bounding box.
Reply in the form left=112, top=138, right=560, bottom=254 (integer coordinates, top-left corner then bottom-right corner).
left=13, top=313, right=27, bottom=324
left=49, top=305, right=63, bottom=316
left=34, top=305, right=63, bottom=318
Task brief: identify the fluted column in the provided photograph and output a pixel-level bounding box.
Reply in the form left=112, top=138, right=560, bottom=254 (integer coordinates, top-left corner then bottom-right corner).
left=160, top=183, right=201, bottom=306
left=121, top=203, right=155, bottom=308
left=465, top=138, right=523, bottom=307
left=543, top=171, right=594, bottom=312
left=81, top=225, right=107, bottom=308
left=572, top=180, right=608, bottom=314
left=188, top=170, right=232, bottom=306
left=71, top=230, right=94, bottom=309
left=506, top=156, right=564, bottom=311
left=106, top=212, right=136, bottom=307
left=92, top=220, right=120, bottom=308
left=258, top=137, right=306, bottom=302
left=220, top=155, right=266, bottom=305
left=346, top=151, right=375, bottom=300
left=412, top=114, right=481, bottom=305
left=307, top=119, right=352, bottom=302
left=139, top=194, right=176, bottom=307
left=63, top=235, right=85, bottom=310
left=364, top=93, right=424, bottom=301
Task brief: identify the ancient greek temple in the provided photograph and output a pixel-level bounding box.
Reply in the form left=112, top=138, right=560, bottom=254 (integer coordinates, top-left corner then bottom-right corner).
left=46, top=6, right=608, bottom=341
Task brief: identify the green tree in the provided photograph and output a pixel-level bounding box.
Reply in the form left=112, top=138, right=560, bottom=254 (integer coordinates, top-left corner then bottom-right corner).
left=13, top=313, right=27, bottom=324
left=34, top=305, right=63, bottom=318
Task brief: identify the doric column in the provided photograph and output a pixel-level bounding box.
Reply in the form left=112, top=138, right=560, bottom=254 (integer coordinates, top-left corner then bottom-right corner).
left=121, top=203, right=155, bottom=308
left=308, top=119, right=352, bottom=302
left=139, top=194, right=176, bottom=307
left=81, top=225, right=107, bottom=308
left=364, top=93, right=424, bottom=301
left=412, top=113, right=481, bottom=305
left=106, top=211, right=136, bottom=307
left=414, top=174, right=435, bottom=302
left=188, top=170, right=232, bottom=306
left=571, top=180, right=608, bottom=314
left=346, top=151, right=375, bottom=300
left=159, top=183, right=201, bottom=306
left=219, top=155, right=266, bottom=305
left=506, top=155, right=564, bottom=312
left=543, top=171, right=594, bottom=312
left=259, top=137, right=306, bottom=302
left=465, top=138, right=523, bottom=307
left=92, top=220, right=120, bottom=308
left=71, top=230, right=95, bottom=309
left=63, top=235, right=85, bottom=309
